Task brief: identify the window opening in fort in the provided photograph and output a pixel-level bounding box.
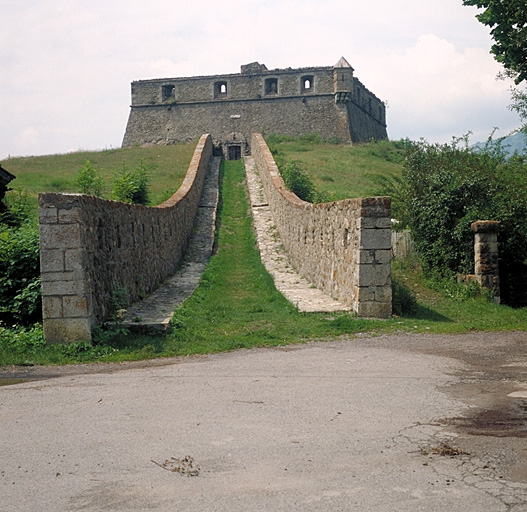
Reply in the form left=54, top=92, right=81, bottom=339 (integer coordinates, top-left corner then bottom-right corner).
left=214, top=81, right=228, bottom=98
left=162, top=85, right=175, bottom=101
left=265, top=78, right=278, bottom=95
left=302, top=76, right=314, bottom=92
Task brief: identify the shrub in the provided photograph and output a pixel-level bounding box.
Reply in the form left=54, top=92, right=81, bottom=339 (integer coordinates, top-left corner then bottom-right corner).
left=0, top=323, right=45, bottom=352
left=0, top=220, right=41, bottom=325
left=0, top=189, right=34, bottom=227
left=76, top=160, right=103, bottom=196
left=397, top=138, right=527, bottom=304
left=112, top=160, right=152, bottom=205
left=279, top=161, right=328, bottom=203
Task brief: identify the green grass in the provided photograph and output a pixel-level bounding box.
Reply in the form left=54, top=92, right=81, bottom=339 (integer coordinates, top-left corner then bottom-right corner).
left=1, top=148, right=526, bottom=367
left=2, top=143, right=196, bottom=207
left=3, top=158, right=527, bottom=366
left=267, top=137, right=407, bottom=200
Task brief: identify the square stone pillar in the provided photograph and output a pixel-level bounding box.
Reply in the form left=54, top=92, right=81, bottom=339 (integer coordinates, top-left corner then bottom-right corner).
left=471, top=220, right=500, bottom=303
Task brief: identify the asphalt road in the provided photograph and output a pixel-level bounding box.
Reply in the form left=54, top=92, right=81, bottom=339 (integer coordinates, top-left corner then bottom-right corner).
left=2, top=331, right=527, bottom=511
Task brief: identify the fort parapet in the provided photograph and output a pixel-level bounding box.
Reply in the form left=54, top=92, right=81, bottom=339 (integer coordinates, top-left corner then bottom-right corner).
left=251, top=133, right=392, bottom=318
left=39, top=135, right=212, bottom=343
left=122, top=58, right=387, bottom=158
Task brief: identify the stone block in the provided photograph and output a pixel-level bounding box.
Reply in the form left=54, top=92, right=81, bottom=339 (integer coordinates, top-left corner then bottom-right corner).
left=471, top=220, right=500, bottom=233
left=65, top=249, right=84, bottom=272
left=357, top=301, right=392, bottom=319
left=356, top=249, right=392, bottom=265
left=43, top=318, right=92, bottom=344
left=42, top=296, right=63, bottom=319
left=358, top=263, right=391, bottom=287
left=63, top=296, right=90, bottom=318
left=41, top=278, right=84, bottom=296
left=360, top=217, right=392, bottom=229
left=475, top=241, right=498, bottom=254
left=375, top=285, right=392, bottom=302
left=360, top=228, right=391, bottom=250
left=356, top=286, right=376, bottom=301
left=39, top=224, right=82, bottom=250
left=38, top=206, right=58, bottom=224
left=59, top=207, right=82, bottom=224
left=357, top=249, right=376, bottom=265
left=40, top=249, right=64, bottom=272
left=41, top=271, right=75, bottom=282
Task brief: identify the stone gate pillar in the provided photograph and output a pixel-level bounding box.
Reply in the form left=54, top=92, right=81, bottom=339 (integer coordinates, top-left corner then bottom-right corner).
left=471, top=220, right=500, bottom=303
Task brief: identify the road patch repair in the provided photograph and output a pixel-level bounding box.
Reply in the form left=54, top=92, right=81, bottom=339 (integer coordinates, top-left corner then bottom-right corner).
left=1, top=331, right=527, bottom=511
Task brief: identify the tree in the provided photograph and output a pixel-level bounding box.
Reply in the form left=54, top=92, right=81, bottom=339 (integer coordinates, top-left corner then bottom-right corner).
left=463, top=0, right=527, bottom=84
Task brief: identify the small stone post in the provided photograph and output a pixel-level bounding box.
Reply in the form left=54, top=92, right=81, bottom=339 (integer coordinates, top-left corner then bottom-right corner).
left=471, top=220, right=500, bottom=303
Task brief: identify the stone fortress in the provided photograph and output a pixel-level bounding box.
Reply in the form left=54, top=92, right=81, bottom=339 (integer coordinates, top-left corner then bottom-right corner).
left=122, top=57, right=388, bottom=158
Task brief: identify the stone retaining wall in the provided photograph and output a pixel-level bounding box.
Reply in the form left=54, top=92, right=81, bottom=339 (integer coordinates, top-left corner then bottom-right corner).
left=251, top=133, right=391, bottom=318
left=39, top=134, right=213, bottom=343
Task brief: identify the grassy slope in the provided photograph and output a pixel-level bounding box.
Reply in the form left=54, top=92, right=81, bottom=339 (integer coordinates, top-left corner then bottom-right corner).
left=1, top=142, right=526, bottom=366
left=2, top=143, right=196, bottom=207
left=2, top=158, right=527, bottom=366
left=268, top=138, right=406, bottom=200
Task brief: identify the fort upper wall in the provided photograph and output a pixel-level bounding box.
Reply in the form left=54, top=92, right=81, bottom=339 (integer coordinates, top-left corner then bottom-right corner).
left=131, top=67, right=337, bottom=104
left=39, top=134, right=212, bottom=343
left=251, top=133, right=392, bottom=318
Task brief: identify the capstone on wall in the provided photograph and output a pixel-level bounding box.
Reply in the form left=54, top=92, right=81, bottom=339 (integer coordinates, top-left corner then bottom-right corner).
left=251, top=133, right=392, bottom=318
left=122, top=59, right=387, bottom=155
left=39, top=134, right=212, bottom=343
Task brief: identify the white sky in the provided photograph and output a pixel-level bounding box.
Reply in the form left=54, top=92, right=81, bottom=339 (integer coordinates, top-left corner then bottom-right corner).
left=0, top=0, right=522, bottom=159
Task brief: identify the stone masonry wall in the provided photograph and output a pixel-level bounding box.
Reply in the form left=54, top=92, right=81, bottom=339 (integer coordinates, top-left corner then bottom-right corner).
left=39, top=134, right=213, bottom=343
left=251, top=133, right=391, bottom=318
left=123, top=95, right=353, bottom=149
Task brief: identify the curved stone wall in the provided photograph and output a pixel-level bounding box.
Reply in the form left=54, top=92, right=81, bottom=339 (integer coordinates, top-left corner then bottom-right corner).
left=251, top=133, right=391, bottom=318
left=39, top=134, right=212, bottom=343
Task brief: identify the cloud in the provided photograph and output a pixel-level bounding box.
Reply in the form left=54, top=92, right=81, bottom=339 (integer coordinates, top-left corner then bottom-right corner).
left=363, top=34, right=519, bottom=142
left=14, top=128, right=41, bottom=156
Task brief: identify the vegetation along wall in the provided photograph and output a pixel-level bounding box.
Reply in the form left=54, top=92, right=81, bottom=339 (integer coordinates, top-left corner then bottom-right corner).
left=39, top=134, right=212, bottom=343
left=251, top=133, right=392, bottom=318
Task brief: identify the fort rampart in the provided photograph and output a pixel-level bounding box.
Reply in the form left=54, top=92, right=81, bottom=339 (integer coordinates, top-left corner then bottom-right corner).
left=39, top=134, right=212, bottom=343
left=251, top=133, right=392, bottom=317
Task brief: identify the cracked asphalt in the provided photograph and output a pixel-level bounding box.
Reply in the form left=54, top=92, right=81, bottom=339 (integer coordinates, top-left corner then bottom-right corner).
left=1, top=330, right=527, bottom=511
